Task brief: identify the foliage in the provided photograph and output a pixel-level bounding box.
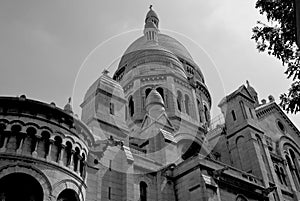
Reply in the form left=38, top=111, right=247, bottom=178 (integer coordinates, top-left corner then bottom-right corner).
left=252, top=0, right=300, bottom=113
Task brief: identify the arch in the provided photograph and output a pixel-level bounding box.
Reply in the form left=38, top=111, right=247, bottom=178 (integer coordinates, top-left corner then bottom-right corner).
left=279, top=136, right=300, bottom=157
left=184, top=94, right=190, bottom=115
left=51, top=136, right=63, bottom=162
left=204, top=105, right=209, bottom=123
left=156, top=87, right=164, bottom=101
left=65, top=141, right=73, bottom=167
left=128, top=96, right=134, bottom=117
left=177, top=91, right=182, bottom=112
left=0, top=164, right=52, bottom=201
left=197, top=99, right=202, bottom=123
left=52, top=179, right=84, bottom=201
left=236, top=136, right=245, bottom=170
left=37, top=130, right=51, bottom=159
left=279, top=166, right=287, bottom=186
left=285, top=154, right=300, bottom=190
left=231, top=110, right=236, bottom=121
left=0, top=173, right=43, bottom=201
left=274, top=165, right=283, bottom=184
left=73, top=147, right=81, bottom=172
left=239, top=101, right=247, bottom=119
left=57, top=189, right=80, bottom=201
left=145, top=88, right=152, bottom=98
left=140, top=181, right=148, bottom=201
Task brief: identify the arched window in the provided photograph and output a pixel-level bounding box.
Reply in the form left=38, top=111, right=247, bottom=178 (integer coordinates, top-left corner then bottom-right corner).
left=57, top=189, right=80, bottom=201
left=275, top=165, right=283, bottom=184
left=231, top=110, right=236, bottom=121
left=177, top=91, right=182, bottom=112
left=185, top=94, right=190, bottom=115
left=73, top=147, right=80, bottom=172
left=249, top=108, right=254, bottom=118
left=197, top=99, right=202, bottom=123
left=156, top=87, right=164, bottom=101
left=109, top=103, right=114, bottom=115
left=0, top=173, right=44, bottom=201
left=65, top=141, right=72, bottom=167
left=239, top=101, right=247, bottom=119
left=204, top=105, right=209, bottom=123
left=140, top=181, right=147, bottom=201
left=145, top=88, right=151, bottom=98
left=286, top=154, right=300, bottom=190
left=128, top=96, right=134, bottom=117
left=280, top=167, right=287, bottom=186
left=290, top=150, right=300, bottom=186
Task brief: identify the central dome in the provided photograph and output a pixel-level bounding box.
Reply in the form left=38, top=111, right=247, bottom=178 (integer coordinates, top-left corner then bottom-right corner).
left=123, top=33, right=194, bottom=63
left=113, top=7, right=206, bottom=85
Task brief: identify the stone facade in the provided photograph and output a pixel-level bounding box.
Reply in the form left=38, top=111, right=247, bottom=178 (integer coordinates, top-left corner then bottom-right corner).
left=1, top=7, right=300, bottom=201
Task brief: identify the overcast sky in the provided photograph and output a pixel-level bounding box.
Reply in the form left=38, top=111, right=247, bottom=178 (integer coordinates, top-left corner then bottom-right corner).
left=0, top=0, right=299, bottom=129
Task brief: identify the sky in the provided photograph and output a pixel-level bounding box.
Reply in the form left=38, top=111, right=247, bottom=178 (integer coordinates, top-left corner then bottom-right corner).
left=0, top=0, right=299, bottom=129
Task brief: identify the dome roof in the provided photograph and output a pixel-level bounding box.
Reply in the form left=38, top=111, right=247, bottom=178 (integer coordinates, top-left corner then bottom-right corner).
left=123, top=33, right=194, bottom=63
left=83, top=71, right=124, bottom=102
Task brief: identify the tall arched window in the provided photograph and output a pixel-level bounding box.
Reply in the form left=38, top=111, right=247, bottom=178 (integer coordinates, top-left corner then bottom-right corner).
left=204, top=105, right=209, bottom=123
left=275, top=165, right=283, bottom=184
left=156, top=87, right=164, bottom=101
left=286, top=154, right=300, bottom=190
left=145, top=88, right=151, bottom=98
left=184, top=94, right=190, bottom=115
left=140, top=181, right=147, bottom=201
left=231, top=110, right=236, bottom=121
left=290, top=150, right=300, bottom=187
left=128, top=96, right=134, bottom=117
left=280, top=167, right=287, bottom=186
left=197, top=99, right=202, bottom=123
left=239, top=101, right=247, bottom=119
left=177, top=91, right=182, bottom=112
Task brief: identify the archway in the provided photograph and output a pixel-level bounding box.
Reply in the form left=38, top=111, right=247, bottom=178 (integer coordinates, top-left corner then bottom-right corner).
left=0, top=173, right=43, bottom=201
left=57, top=189, right=80, bottom=201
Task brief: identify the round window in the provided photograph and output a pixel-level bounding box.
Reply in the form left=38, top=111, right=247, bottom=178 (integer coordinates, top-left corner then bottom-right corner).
left=277, top=120, right=285, bottom=133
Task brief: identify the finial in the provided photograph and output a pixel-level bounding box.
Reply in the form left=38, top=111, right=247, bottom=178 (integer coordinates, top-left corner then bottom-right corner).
left=149, top=5, right=153, bottom=10
left=246, top=80, right=250, bottom=87
left=64, top=97, right=73, bottom=114
left=102, top=69, right=109, bottom=75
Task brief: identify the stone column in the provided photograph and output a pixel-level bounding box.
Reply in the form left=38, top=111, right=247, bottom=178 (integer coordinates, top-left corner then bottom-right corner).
left=46, top=138, right=54, bottom=161
left=69, top=149, right=75, bottom=170
left=59, top=143, right=66, bottom=166
left=16, top=135, right=24, bottom=154
left=0, top=135, right=8, bottom=152
left=32, top=134, right=41, bottom=158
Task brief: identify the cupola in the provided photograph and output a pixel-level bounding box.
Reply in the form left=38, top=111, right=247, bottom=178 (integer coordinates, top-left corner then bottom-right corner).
left=144, top=6, right=159, bottom=42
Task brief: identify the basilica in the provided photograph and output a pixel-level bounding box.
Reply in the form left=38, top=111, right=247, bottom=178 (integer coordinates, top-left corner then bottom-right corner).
left=1, top=7, right=300, bottom=201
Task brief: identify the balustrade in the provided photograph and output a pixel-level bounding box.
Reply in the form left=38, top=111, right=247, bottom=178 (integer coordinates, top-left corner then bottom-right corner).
left=0, top=122, right=87, bottom=180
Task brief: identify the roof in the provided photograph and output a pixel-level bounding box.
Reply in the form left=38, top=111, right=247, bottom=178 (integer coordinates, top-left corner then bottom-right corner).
left=218, top=85, right=255, bottom=107
left=123, top=33, right=194, bottom=62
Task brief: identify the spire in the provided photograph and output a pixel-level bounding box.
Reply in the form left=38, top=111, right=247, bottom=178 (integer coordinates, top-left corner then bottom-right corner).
left=145, top=88, right=165, bottom=109
left=144, top=6, right=159, bottom=42
left=246, top=80, right=259, bottom=107
left=145, top=88, right=165, bottom=119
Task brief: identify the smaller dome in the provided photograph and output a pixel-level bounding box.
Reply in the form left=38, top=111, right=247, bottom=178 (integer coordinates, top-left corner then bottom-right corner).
left=145, top=88, right=164, bottom=108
